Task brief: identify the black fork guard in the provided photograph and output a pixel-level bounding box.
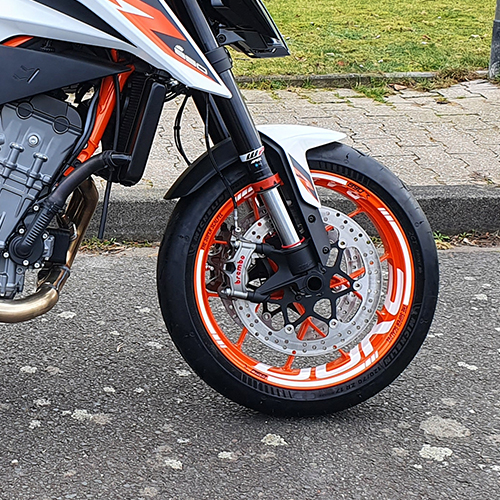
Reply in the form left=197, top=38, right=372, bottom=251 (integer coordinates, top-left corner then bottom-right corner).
left=164, top=133, right=345, bottom=266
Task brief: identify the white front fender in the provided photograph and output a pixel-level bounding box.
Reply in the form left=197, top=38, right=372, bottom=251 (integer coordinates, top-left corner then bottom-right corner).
left=257, top=125, right=346, bottom=208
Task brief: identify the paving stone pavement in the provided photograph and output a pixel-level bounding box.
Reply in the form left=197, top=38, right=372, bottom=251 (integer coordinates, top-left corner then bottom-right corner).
left=109, top=79, right=500, bottom=197
left=90, top=80, right=500, bottom=240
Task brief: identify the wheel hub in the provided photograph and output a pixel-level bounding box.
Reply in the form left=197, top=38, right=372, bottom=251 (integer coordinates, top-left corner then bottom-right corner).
left=222, top=208, right=382, bottom=355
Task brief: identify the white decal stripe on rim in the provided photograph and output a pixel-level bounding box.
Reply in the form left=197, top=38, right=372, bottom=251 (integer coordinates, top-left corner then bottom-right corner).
left=254, top=363, right=312, bottom=381
left=371, top=320, right=395, bottom=335
left=312, top=173, right=348, bottom=185
left=386, top=268, right=405, bottom=315
left=315, top=346, right=361, bottom=379
left=361, top=337, right=374, bottom=356
left=195, top=249, right=227, bottom=347
left=265, top=353, right=379, bottom=388
left=378, top=208, right=413, bottom=306
left=389, top=221, right=412, bottom=306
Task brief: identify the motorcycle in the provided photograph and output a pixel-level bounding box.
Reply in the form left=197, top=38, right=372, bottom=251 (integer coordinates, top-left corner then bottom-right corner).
left=0, top=0, right=438, bottom=416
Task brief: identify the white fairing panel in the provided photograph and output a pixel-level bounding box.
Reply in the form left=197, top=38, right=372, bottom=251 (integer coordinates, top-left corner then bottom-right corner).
left=0, top=0, right=231, bottom=98
left=0, top=0, right=134, bottom=49
left=258, top=125, right=346, bottom=208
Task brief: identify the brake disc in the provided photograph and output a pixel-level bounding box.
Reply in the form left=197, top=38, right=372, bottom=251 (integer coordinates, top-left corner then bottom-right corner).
left=223, top=208, right=382, bottom=355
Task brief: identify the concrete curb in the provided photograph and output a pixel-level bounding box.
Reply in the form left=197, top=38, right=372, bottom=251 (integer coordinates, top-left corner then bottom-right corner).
left=235, top=70, right=489, bottom=88
left=87, top=185, right=500, bottom=241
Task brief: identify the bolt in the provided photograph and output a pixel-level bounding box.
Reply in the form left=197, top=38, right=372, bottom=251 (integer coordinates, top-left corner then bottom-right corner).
left=28, top=135, right=40, bottom=147
left=308, top=215, right=316, bottom=223
left=2, top=252, right=9, bottom=259
left=18, top=228, right=25, bottom=234
left=34, top=263, right=40, bottom=269
left=354, top=282, right=361, bottom=290
left=339, top=240, right=346, bottom=248
left=33, top=205, right=39, bottom=212
left=42, top=233, right=48, bottom=240
left=22, top=260, right=29, bottom=267
left=329, top=319, right=338, bottom=329
left=285, top=324, right=294, bottom=334
left=322, top=246, right=330, bottom=254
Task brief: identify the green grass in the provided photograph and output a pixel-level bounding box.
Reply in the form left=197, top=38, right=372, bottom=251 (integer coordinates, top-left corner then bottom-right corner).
left=232, top=0, right=495, bottom=77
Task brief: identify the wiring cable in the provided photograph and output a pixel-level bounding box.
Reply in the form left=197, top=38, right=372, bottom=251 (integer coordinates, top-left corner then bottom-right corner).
left=98, top=74, right=121, bottom=239
left=174, top=93, right=192, bottom=166
left=203, top=94, right=239, bottom=231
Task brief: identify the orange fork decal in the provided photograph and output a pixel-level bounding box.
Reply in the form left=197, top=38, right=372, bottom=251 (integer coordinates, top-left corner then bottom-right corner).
left=294, top=167, right=319, bottom=202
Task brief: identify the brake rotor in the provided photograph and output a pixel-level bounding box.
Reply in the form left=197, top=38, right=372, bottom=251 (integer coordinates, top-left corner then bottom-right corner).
left=222, top=208, right=382, bottom=355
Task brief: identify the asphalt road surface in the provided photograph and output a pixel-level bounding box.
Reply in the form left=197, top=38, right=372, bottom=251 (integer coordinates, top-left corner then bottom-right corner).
left=0, top=247, right=499, bottom=500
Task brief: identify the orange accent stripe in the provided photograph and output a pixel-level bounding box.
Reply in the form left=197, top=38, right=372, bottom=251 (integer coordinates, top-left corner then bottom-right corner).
left=3, top=36, right=33, bottom=47
left=251, top=174, right=282, bottom=193
left=63, top=166, right=75, bottom=177
left=294, top=168, right=318, bottom=200
left=282, top=238, right=305, bottom=249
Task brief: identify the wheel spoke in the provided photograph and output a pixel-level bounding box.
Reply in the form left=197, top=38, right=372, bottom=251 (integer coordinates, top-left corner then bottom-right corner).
left=307, top=319, right=328, bottom=338
left=296, top=318, right=308, bottom=340
left=297, top=316, right=328, bottom=340
left=348, top=207, right=364, bottom=218
left=235, top=328, right=249, bottom=349
left=282, top=355, right=296, bottom=371
left=338, top=348, right=350, bottom=361
left=376, top=309, right=389, bottom=322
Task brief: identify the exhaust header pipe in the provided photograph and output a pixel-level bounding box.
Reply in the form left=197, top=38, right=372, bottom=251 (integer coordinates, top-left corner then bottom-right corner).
left=0, top=178, right=98, bottom=323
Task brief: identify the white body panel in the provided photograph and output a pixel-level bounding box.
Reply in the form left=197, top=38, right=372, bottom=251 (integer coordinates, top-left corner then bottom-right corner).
left=0, top=0, right=134, bottom=50
left=0, top=0, right=231, bottom=98
left=258, top=125, right=346, bottom=208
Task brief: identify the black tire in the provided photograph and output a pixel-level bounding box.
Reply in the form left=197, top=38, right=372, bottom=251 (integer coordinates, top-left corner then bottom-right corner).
left=157, top=144, right=439, bottom=416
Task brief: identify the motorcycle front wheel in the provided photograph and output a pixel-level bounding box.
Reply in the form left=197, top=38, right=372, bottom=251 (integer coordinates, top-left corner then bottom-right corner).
left=157, top=145, right=438, bottom=416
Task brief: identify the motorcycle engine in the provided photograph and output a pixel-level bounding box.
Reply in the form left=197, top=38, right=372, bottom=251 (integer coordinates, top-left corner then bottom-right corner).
left=0, top=94, right=82, bottom=298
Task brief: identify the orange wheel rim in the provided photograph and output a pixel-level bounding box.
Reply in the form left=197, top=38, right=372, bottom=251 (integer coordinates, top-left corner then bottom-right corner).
left=193, top=171, right=414, bottom=390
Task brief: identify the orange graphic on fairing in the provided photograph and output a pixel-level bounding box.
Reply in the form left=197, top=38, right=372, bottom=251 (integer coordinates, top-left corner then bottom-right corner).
left=3, top=36, right=33, bottom=47
left=106, top=0, right=214, bottom=81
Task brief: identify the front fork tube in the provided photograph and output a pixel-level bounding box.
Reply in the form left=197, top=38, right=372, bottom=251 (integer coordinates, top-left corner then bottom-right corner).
left=180, top=0, right=310, bottom=255
left=259, top=187, right=301, bottom=247
left=209, top=72, right=304, bottom=249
